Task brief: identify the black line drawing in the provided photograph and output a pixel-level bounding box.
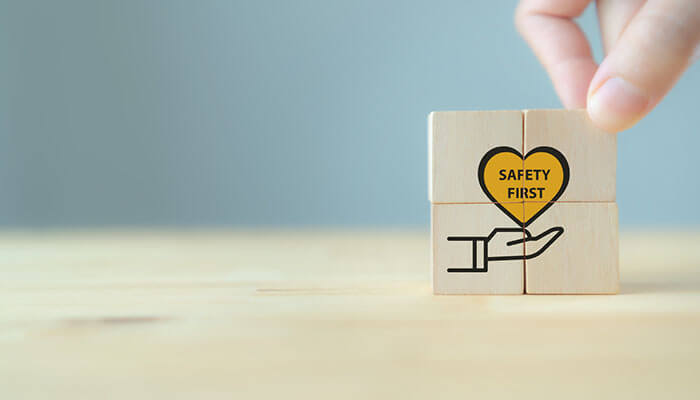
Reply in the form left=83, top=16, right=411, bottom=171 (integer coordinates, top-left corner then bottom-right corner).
left=477, top=146, right=570, bottom=227
left=446, top=227, right=563, bottom=273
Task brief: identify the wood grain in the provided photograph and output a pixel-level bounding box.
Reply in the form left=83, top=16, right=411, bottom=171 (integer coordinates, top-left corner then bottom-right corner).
left=2, top=230, right=700, bottom=399
left=523, top=109, right=616, bottom=202
left=525, top=203, right=619, bottom=294
left=432, top=203, right=524, bottom=294
left=429, top=110, right=522, bottom=203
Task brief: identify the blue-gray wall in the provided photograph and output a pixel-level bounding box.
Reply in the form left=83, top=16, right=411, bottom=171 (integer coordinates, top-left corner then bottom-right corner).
left=1, top=1, right=698, bottom=227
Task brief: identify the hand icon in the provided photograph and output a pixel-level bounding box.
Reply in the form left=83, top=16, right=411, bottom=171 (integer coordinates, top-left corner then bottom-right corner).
left=446, top=227, right=563, bottom=273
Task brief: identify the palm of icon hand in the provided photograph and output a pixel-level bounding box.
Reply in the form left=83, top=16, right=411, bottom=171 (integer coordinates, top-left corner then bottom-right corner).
left=446, top=227, right=563, bottom=272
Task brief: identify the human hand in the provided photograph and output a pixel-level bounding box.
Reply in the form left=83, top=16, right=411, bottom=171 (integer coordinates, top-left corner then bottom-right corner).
left=515, top=0, right=700, bottom=132
left=446, top=226, right=563, bottom=272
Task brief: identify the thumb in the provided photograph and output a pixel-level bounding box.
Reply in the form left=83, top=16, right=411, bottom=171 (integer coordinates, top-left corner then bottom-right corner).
left=587, top=0, right=700, bottom=132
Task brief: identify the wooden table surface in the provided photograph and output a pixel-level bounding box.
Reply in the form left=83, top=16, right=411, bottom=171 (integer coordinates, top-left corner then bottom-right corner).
left=2, top=230, right=700, bottom=399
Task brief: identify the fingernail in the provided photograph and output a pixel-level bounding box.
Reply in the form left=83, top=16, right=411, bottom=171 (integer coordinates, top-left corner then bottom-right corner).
left=587, top=77, right=650, bottom=132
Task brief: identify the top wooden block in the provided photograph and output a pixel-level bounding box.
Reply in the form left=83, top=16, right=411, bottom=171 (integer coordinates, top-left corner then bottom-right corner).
left=429, top=110, right=522, bottom=203
left=429, top=109, right=616, bottom=205
left=523, top=109, right=616, bottom=202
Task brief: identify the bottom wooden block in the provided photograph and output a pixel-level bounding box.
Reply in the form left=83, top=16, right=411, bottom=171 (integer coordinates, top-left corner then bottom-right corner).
left=432, top=203, right=525, bottom=294
left=525, top=202, right=619, bottom=294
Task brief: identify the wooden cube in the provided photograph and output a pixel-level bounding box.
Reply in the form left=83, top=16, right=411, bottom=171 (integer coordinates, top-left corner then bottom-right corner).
left=429, top=109, right=619, bottom=295
left=523, top=109, right=616, bottom=202
left=432, top=203, right=524, bottom=294
left=429, top=111, right=522, bottom=203
left=524, top=202, right=619, bottom=294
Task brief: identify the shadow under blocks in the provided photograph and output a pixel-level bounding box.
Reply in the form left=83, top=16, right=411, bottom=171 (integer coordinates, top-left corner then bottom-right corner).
left=429, top=109, right=618, bottom=294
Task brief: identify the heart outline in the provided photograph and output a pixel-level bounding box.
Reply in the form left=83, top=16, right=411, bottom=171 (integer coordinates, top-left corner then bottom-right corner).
left=477, top=146, right=570, bottom=227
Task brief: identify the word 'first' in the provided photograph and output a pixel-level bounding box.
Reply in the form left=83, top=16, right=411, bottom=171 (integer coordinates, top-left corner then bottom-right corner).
left=499, top=169, right=551, bottom=200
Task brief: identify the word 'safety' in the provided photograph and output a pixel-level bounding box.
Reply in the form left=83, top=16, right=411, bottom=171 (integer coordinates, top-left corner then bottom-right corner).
left=429, top=109, right=618, bottom=295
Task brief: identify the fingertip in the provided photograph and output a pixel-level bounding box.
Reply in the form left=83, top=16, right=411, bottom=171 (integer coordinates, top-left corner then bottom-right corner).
left=587, top=76, right=651, bottom=132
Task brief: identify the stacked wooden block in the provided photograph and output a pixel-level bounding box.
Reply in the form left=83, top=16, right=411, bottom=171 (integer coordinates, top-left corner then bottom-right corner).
left=429, top=109, right=618, bottom=294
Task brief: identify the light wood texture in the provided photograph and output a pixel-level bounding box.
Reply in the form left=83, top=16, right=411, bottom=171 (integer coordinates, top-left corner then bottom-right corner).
left=3, top=230, right=700, bottom=399
left=525, top=203, right=619, bottom=294
left=429, top=110, right=522, bottom=203
left=432, top=204, right=524, bottom=294
left=523, top=109, right=616, bottom=202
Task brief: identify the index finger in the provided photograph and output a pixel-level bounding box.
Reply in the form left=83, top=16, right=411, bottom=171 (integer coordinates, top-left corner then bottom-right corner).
left=515, top=0, right=597, bottom=108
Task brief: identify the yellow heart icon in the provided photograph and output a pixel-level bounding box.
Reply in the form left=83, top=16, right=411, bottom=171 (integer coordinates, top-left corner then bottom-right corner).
left=478, top=146, right=569, bottom=226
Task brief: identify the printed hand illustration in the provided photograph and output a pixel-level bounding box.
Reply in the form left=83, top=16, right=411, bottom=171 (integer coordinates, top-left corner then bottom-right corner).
left=446, top=227, right=563, bottom=272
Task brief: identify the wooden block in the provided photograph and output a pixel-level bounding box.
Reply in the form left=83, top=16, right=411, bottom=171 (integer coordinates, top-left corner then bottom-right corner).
left=432, top=203, right=524, bottom=294
left=429, top=110, right=523, bottom=203
left=524, top=202, right=619, bottom=294
left=523, top=109, right=616, bottom=202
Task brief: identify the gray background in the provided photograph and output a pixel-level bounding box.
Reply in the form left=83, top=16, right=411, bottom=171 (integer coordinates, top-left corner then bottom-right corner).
left=1, top=0, right=698, bottom=228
